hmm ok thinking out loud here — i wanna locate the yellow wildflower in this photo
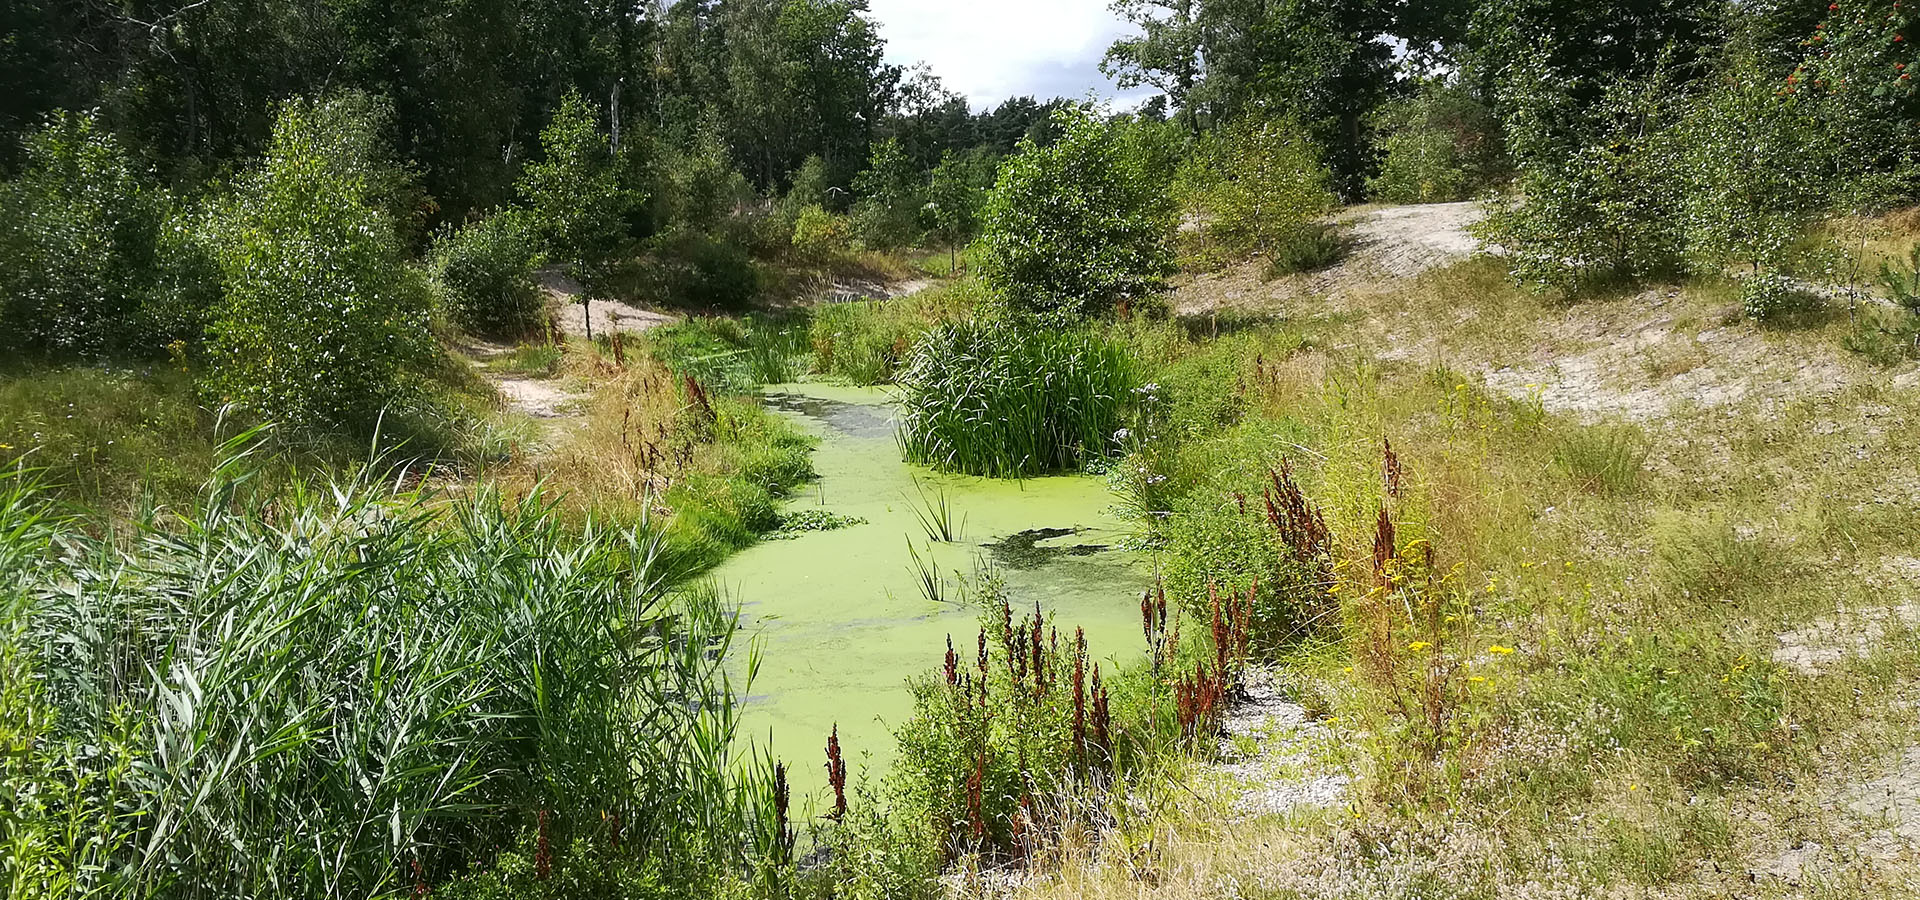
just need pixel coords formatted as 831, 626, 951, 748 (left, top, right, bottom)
1407, 641, 1433, 652
1487, 644, 1516, 655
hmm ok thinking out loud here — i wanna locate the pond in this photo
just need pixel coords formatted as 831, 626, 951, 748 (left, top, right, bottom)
708, 381, 1150, 808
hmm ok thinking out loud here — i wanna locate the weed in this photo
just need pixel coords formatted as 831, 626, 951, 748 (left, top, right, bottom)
1551, 423, 1650, 495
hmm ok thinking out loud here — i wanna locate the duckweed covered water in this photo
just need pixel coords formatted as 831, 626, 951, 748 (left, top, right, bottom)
710, 382, 1149, 806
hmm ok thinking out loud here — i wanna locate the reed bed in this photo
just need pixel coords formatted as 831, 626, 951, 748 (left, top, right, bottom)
0, 440, 781, 899
894, 321, 1136, 478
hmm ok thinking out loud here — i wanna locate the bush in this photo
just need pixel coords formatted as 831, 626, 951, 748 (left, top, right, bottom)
1178, 116, 1338, 274
1738, 268, 1812, 320
432, 209, 546, 337
790, 203, 853, 264
980, 106, 1176, 318
1670, 56, 1826, 278
0, 111, 168, 359
896, 319, 1136, 477
202, 94, 435, 436
1367, 82, 1508, 203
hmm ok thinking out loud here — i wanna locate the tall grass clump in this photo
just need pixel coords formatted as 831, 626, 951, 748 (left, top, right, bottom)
895, 320, 1136, 478
0, 445, 780, 898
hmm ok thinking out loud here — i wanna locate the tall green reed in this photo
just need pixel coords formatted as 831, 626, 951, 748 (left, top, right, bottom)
895, 320, 1137, 478
0, 436, 779, 899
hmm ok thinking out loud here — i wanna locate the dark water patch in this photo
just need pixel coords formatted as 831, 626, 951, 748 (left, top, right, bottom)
762, 390, 896, 439
983, 527, 1113, 570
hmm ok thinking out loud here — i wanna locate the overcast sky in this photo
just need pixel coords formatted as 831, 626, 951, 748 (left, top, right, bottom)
863, 0, 1152, 110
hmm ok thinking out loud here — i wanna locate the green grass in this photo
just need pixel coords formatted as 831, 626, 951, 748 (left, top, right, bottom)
645, 314, 810, 392
0, 363, 217, 509
895, 319, 1137, 478
0, 447, 784, 898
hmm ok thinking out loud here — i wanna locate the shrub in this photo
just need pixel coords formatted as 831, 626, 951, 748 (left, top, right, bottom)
1739, 268, 1812, 320
203, 95, 435, 437
432, 209, 546, 337
896, 319, 1136, 477
0, 111, 167, 359
790, 203, 852, 264
980, 106, 1176, 318
1882, 244, 1920, 311
1670, 56, 1825, 279
1367, 82, 1509, 203
1178, 116, 1338, 275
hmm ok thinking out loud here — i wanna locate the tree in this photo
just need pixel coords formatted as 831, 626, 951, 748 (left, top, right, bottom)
925, 149, 997, 269
203, 95, 432, 436
0, 111, 165, 360
979, 107, 1176, 318
1102, 0, 1204, 133
1179, 116, 1337, 271
851, 137, 923, 249
518, 91, 632, 340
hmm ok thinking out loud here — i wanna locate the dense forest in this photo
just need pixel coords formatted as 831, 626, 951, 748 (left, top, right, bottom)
5, 0, 1920, 898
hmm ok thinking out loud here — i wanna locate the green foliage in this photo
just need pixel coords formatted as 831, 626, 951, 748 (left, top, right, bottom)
0, 366, 214, 508
1670, 57, 1826, 278
0, 111, 169, 359
889, 580, 1115, 863
807, 280, 985, 385
202, 95, 435, 437
1789, 0, 1920, 208
852, 138, 925, 249
1367, 82, 1509, 203
1738, 268, 1812, 320
0, 453, 775, 898
1478, 73, 1687, 294
924, 148, 997, 259
896, 319, 1137, 477
980, 107, 1177, 318
790, 204, 854, 264
1179, 116, 1338, 274
431, 209, 546, 337
1551, 423, 1650, 496
1881, 244, 1920, 311
519, 91, 634, 322
644, 315, 810, 392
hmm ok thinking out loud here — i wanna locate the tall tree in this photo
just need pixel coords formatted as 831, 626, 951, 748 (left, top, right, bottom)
1102, 0, 1204, 133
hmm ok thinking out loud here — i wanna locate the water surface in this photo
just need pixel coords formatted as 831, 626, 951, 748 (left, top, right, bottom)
711, 382, 1148, 805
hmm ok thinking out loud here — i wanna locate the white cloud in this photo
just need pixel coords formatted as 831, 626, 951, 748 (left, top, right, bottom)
863, 0, 1147, 109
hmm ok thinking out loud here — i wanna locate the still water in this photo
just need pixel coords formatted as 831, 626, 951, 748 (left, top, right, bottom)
705, 382, 1149, 806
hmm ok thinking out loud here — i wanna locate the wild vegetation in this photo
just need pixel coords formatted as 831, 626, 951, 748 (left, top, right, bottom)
6, 0, 1920, 898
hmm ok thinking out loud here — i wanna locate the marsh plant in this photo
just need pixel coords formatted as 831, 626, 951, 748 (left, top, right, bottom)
895, 320, 1136, 478
0, 443, 784, 899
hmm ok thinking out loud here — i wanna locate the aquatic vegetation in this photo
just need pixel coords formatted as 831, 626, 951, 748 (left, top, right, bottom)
0, 448, 783, 898
907, 478, 965, 542
905, 537, 950, 606
895, 320, 1137, 478
768, 507, 867, 538
891, 581, 1117, 865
